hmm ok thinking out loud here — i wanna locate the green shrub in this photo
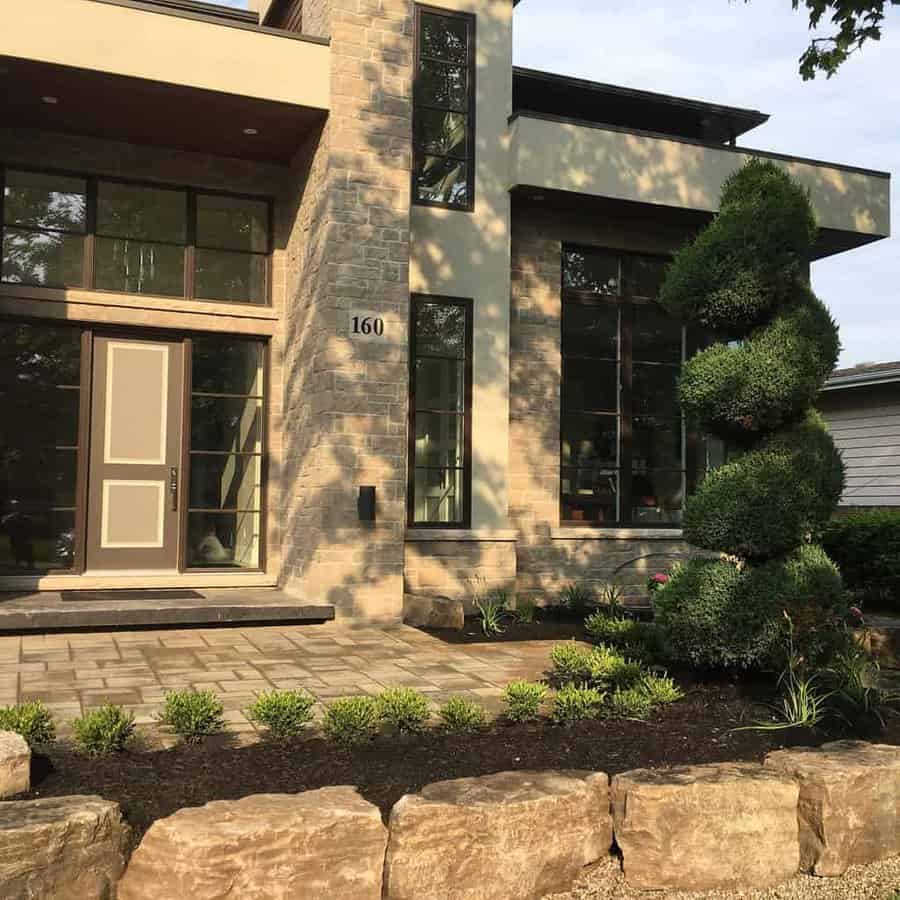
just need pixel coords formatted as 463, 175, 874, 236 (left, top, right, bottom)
584, 614, 666, 661
245, 689, 315, 740
157, 689, 225, 743
0, 700, 55, 747
683, 415, 845, 559
551, 685, 604, 726
438, 696, 487, 733
72, 705, 135, 756
502, 680, 547, 723
512, 597, 538, 624
636, 673, 684, 707
376, 687, 431, 734
608, 686, 655, 720
322, 696, 381, 744
821, 509, 900, 612
549, 642, 594, 684
679, 294, 839, 442
654, 546, 846, 671
560, 582, 595, 616
475, 590, 509, 637
660, 160, 816, 338
586, 645, 643, 687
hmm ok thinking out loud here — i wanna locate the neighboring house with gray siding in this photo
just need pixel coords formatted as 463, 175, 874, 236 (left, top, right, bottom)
820, 362, 900, 510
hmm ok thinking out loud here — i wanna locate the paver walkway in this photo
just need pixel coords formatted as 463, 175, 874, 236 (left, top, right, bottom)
0, 624, 568, 735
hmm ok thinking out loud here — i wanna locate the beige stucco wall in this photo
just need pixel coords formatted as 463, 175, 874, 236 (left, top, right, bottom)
3, 0, 331, 111
409, 0, 514, 537
510, 116, 891, 241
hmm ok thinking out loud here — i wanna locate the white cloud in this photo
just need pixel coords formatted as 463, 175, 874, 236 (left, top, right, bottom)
514, 0, 899, 366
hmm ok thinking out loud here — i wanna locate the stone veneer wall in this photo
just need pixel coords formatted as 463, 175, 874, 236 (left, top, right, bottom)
509, 198, 704, 604
281, 0, 414, 620
403, 537, 517, 608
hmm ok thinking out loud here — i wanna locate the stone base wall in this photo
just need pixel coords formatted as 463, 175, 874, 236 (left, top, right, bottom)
404, 536, 517, 610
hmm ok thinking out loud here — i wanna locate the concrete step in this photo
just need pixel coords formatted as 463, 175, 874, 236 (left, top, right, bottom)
0, 589, 334, 633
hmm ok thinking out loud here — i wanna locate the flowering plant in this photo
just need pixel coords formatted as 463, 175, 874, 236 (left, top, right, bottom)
647, 573, 669, 594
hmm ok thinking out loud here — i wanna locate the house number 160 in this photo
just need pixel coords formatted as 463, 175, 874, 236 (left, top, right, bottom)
351, 315, 384, 336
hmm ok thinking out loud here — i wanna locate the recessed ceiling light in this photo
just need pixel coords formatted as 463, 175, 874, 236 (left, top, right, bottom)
41, 95, 59, 105
243, 127, 258, 136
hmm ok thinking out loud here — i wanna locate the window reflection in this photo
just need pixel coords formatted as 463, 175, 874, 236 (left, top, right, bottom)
0, 322, 81, 572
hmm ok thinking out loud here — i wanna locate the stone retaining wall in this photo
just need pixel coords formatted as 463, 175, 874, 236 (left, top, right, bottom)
1, 739, 898, 898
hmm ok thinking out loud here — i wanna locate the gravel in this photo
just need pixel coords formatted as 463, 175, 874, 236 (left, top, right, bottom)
546, 855, 900, 900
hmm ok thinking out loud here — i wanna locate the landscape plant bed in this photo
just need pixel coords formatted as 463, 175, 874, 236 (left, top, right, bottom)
425, 611, 589, 644
23, 681, 900, 850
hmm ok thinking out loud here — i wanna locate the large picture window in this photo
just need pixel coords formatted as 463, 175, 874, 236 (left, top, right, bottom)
561, 246, 700, 527
413, 5, 475, 210
409, 296, 472, 526
1, 167, 272, 305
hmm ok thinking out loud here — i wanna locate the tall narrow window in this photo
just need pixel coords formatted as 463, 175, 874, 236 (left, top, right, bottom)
413, 6, 475, 210
561, 246, 694, 526
0, 322, 82, 572
187, 337, 265, 569
409, 296, 472, 526
2, 169, 87, 288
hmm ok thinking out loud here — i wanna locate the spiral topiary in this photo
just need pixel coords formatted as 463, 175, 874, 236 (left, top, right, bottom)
653, 159, 846, 669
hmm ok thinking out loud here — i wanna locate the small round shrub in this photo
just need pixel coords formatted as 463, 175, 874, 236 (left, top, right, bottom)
0, 700, 55, 747
245, 689, 315, 740
636, 673, 684, 707
438, 696, 487, 733
157, 689, 225, 743
683, 415, 845, 559
376, 687, 431, 734
585, 645, 643, 687
72, 705, 135, 756
549, 642, 594, 684
551, 685, 604, 726
501, 680, 547, 723
607, 686, 655, 720
322, 696, 381, 744
585, 614, 667, 662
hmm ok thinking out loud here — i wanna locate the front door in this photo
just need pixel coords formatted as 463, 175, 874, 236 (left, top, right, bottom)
86, 336, 184, 571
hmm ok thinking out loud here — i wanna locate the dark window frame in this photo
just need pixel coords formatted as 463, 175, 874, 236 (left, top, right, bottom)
408, 293, 473, 528
560, 244, 702, 529
1, 164, 274, 307
412, 4, 477, 213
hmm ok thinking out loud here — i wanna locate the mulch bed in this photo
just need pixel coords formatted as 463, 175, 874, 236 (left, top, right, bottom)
24, 678, 900, 850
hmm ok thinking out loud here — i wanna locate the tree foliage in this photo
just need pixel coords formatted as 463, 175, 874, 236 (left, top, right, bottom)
752, 1, 897, 79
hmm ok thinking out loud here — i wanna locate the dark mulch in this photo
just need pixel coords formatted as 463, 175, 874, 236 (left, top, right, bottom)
24, 680, 900, 850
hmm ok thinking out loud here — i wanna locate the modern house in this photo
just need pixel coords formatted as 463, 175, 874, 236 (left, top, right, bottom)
821, 362, 900, 511
0, 0, 891, 621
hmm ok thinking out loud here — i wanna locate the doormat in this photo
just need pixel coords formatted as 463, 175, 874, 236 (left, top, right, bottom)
60, 590, 205, 602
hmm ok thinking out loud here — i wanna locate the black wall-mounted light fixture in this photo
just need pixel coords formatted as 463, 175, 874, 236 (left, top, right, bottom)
358, 486, 376, 522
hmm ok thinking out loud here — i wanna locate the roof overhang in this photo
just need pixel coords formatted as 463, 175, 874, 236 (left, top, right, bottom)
509, 113, 891, 259
0, 0, 330, 164
823, 368, 900, 391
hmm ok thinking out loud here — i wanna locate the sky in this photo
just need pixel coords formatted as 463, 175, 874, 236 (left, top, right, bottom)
223, 0, 897, 367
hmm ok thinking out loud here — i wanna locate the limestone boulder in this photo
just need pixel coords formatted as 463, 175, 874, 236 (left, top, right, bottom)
383, 769, 612, 900
612, 762, 800, 891
117, 788, 387, 900
0, 795, 129, 900
403, 592, 464, 630
765, 740, 900, 876
0, 731, 29, 798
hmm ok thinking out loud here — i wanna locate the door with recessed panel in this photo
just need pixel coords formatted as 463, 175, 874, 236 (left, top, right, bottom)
86, 336, 183, 570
